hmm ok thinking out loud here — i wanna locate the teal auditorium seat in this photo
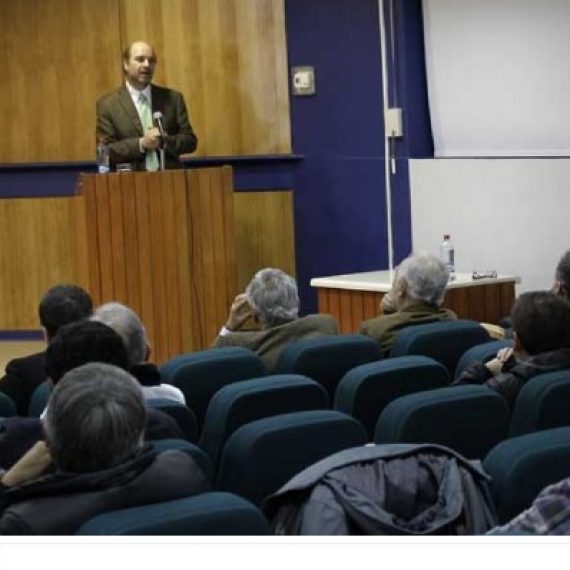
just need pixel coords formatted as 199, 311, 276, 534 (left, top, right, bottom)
216, 410, 367, 505
375, 385, 510, 459
160, 347, 266, 429
454, 339, 513, 379
28, 380, 51, 417
146, 398, 199, 442
76, 492, 271, 535
0, 393, 16, 418
509, 371, 570, 437
199, 374, 329, 470
483, 427, 570, 523
275, 334, 381, 396
334, 356, 449, 439
389, 320, 490, 376
151, 439, 214, 484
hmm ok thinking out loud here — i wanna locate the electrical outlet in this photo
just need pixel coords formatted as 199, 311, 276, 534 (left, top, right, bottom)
291, 66, 316, 96
385, 107, 403, 137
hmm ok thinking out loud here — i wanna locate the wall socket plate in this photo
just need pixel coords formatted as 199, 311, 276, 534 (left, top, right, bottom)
291, 66, 316, 96
385, 107, 403, 137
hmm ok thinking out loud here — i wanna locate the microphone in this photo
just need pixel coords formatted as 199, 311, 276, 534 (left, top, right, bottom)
153, 111, 166, 148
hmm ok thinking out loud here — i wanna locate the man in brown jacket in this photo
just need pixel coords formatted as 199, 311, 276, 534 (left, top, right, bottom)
360, 254, 456, 356
96, 41, 197, 170
212, 268, 338, 371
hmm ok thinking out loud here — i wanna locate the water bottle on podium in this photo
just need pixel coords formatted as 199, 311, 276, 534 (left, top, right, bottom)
96, 138, 110, 174
440, 234, 455, 280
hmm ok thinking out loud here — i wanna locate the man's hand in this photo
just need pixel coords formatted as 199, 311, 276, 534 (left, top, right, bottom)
1, 441, 52, 488
140, 127, 161, 150
496, 347, 514, 363
485, 347, 514, 376
225, 294, 253, 331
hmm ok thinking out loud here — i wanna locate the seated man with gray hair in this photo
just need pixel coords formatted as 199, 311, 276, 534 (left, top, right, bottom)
92, 302, 185, 404
360, 253, 456, 356
0, 363, 208, 535
213, 268, 338, 371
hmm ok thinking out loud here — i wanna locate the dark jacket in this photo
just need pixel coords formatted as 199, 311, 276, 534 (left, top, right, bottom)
264, 444, 497, 535
0, 409, 183, 470
0, 448, 209, 535
0, 351, 46, 416
453, 348, 570, 410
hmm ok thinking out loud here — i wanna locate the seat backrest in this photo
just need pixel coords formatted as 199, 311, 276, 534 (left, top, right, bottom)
160, 347, 266, 429
389, 320, 490, 376
375, 385, 510, 459
216, 410, 367, 505
334, 356, 449, 439
146, 399, 199, 442
275, 334, 381, 396
510, 371, 570, 437
199, 374, 329, 470
455, 339, 513, 380
27, 380, 51, 418
76, 492, 270, 535
150, 439, 213, 484
0, 392, 16, 418
483, 427, 570, 523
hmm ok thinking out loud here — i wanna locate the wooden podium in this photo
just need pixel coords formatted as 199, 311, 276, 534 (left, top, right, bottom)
76, 167, 237, 364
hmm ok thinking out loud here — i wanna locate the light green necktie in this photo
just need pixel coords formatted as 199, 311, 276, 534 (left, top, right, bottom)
138, 92, 159, 171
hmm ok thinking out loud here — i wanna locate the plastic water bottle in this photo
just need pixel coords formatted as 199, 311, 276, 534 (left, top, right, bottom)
440, 234, 455, 278
96, 139, 110, 174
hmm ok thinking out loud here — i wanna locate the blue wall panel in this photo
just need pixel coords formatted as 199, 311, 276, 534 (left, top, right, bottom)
286, 0, 389, 312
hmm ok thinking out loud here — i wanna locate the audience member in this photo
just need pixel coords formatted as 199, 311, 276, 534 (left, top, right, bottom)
212, 268, 338, 371
0, 321, 182, 469
489, 476, 570, 535
359, 254, 456, 355
552, 249, 570, 301
454, 291, 570, 409
0, 363, 208, 534
92, 302, 185, 404
0, 284, 92, 415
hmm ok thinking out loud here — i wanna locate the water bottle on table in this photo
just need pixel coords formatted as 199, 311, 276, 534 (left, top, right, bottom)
96, 138, 110, 174
440, 234, 455, 279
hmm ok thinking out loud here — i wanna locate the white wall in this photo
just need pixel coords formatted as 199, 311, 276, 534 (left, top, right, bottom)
409, 158, 570, 292
423, 0, 570, 157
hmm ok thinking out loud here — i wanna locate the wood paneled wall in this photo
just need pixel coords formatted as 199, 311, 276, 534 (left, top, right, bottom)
0, 197, 89, 328
0, 0, 122, 162
233, 190, 296, 291
0, 0, 290, 163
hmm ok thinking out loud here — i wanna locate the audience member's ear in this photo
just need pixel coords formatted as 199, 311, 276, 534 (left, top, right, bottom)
551, 280, 567, 298
394, 278, 408, 307
513, 332, 527, 358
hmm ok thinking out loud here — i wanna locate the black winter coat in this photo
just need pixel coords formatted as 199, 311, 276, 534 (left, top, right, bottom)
264, 443, 497, 535
0, 448, 209, 535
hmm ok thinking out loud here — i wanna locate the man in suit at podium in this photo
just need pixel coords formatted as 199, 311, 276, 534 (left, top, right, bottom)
96, 41, 198, 171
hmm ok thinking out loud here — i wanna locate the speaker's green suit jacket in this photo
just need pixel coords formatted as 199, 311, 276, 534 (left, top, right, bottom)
96, 84, 198, 170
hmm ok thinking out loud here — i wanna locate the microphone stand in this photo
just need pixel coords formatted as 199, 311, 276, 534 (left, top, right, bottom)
159, 145, 165, 171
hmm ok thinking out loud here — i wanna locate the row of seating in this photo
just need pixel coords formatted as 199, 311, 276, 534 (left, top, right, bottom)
3, 319, 495, 425
74, 422, 570, 534
16, 340, 570, 467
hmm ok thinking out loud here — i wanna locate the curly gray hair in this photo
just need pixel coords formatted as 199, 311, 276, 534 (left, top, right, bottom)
245, 268, 299, 327
398, 253, 450, 306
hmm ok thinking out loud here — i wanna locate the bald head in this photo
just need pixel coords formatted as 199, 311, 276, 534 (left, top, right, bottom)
122, 41, 157, 90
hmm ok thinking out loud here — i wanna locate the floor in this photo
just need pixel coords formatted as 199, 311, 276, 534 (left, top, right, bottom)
0, 341, 46, 374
